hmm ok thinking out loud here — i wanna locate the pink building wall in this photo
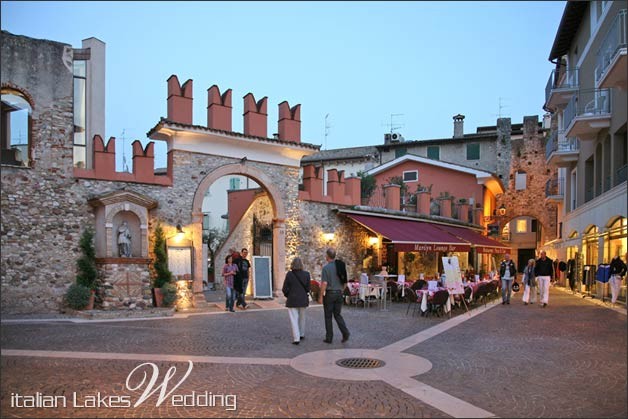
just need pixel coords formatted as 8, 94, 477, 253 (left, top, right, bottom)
373, 160, 484, 203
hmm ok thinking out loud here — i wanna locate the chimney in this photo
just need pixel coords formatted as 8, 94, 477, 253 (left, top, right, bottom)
207, 85, 232, 131
453, 114, 465, 138
167, 75, 193, 125
243, 93, 268, 138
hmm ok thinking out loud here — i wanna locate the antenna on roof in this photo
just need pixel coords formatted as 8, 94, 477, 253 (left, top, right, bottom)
121, 129, 130, 173
492, 97, 510, 119
382, 113, 404, 133
324, 114, 331, 150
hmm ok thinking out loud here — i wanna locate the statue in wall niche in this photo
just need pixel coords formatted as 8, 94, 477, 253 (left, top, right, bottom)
117, 221, 132, 257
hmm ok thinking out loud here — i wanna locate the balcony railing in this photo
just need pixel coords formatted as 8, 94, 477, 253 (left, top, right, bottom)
545, 67, 579, 108
563, 88, 611, 133
545, 130, 580, 160
616, 164, 628, 186
595, 9, 627, 83
545, 177, 565, 198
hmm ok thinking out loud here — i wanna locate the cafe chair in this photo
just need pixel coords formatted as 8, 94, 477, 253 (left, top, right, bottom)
412, 279, 426, 291
427, 290, 450, 318
405, 289, 420, 316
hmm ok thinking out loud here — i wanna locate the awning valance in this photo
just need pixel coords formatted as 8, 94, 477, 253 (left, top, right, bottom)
433, 224, 510, 254
344, 213, 471, 252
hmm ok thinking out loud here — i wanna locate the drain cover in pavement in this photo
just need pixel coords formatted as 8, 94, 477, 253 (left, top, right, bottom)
335, 357, 385, 369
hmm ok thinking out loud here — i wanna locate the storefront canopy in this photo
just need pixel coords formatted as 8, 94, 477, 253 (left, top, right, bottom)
343, 213, 471, 252
433, 224, 510, 254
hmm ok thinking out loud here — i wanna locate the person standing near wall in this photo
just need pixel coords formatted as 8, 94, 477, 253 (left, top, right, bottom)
222, 255, 238, 313
609, 252, 627, 306
318, 248, 350, 344
499, 253, 517, 305
235, 248, 251, 310
535, 250, 554, 308
282, 257, 311, 345
567, 257, 577, 294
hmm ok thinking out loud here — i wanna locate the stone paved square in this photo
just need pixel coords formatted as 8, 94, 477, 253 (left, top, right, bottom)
1, 289, 626, 418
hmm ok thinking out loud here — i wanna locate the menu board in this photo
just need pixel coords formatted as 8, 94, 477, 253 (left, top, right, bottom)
168, 247, 192, 277
441, 256, 464, 295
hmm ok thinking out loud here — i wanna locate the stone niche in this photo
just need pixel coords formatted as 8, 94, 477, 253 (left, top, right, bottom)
88, 190, 158, 310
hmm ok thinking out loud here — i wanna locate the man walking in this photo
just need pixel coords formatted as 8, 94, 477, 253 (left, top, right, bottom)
318, 248, 350, 344
499, 253, 517, 305
235, 248, 251, 309
535, 250, 554, 307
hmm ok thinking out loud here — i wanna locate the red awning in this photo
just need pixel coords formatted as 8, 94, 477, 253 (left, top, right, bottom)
433, 224, 510, 254
344, 213, 471, 252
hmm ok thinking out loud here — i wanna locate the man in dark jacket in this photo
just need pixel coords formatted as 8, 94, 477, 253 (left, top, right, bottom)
534, 251, 554, 307
499, 253, 517, 305
234, 248, 251, 309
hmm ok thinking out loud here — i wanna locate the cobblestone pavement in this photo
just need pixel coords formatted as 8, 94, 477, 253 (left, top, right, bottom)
1, 288, 626, 418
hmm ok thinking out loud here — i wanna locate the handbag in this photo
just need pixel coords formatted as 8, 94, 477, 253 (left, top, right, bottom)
512, 281, 520, 292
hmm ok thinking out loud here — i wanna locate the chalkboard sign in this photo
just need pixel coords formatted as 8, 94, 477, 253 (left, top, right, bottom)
253, 256, 272, 298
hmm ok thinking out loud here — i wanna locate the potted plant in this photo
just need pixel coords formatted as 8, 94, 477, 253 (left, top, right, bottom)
74, 227, 98, 309
152, 222, 175, 307
65, 283, 92, 310
358, 170, 376, 205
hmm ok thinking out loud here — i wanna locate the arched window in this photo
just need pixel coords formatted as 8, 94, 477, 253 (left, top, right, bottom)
1, 89, 32, 167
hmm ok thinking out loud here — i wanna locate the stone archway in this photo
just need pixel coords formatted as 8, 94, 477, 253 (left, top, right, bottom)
190, 163, 287, 295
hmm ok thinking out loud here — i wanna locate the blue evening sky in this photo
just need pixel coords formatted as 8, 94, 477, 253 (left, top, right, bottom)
2, 1, 566, 169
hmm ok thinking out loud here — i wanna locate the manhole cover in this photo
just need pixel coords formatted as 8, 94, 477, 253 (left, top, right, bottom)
336, 357, 385, 369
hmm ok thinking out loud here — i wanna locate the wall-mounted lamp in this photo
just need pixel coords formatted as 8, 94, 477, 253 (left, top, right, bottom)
176, 223, 185, 237
323, 232, 335, 243
498, 204, 506, 217
368, 236, 379, 247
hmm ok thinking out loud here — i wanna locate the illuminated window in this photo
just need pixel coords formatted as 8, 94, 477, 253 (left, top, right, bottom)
1, 89, 32, 167
516, 219, 527, 233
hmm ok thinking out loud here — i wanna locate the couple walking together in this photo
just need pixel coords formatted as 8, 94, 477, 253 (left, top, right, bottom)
282, 248, 350, 345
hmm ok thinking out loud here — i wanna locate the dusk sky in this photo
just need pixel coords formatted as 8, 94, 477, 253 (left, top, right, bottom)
2, 1, 566, 169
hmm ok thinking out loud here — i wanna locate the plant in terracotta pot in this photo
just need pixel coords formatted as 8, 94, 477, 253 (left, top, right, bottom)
67, 227, 98, 310
152, 222, 176, 307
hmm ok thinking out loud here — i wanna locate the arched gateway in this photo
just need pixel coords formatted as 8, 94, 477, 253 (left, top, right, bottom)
148, 77, 319, 301
190, 163, 288, 294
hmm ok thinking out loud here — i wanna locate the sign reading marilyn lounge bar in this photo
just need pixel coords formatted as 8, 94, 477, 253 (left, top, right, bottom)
393, 243, 470, 252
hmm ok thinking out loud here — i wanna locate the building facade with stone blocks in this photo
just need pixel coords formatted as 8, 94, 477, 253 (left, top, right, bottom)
542, 1, 627, 300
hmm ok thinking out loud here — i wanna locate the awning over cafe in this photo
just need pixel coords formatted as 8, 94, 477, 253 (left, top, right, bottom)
433, 224, 510, 254
343, 213, 471, 252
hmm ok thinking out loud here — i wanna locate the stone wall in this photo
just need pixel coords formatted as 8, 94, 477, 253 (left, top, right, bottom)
498, 116, 556, 242
97, 260, 153, 310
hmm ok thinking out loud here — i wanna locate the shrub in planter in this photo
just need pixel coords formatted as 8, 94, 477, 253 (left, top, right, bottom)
161, 282, 178, 307
65, 283, 92, 310
76, 228, 98, 291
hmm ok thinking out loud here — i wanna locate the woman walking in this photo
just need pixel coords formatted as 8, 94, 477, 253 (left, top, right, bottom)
522, 258, 537, 305
282, 257, 311, 345
222, 255, 238, 312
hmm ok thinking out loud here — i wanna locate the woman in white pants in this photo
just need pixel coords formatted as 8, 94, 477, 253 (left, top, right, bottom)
282, 257, 311, 345
609, 253, 627, 305
522, 259, 537, 305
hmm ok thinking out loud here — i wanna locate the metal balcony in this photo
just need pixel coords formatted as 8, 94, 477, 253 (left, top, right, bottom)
563, 88, 612, 140
545, 177, 565, 203
545, 130, 580, 167
596, 9, 627, 90
544, 67, 579, 111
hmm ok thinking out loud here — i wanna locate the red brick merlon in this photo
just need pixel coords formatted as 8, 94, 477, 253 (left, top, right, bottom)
298, 164, 361, 206
73, 135, 173, 186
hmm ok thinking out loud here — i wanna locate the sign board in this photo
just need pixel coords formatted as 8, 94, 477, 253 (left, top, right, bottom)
167, 247, 192, 277
394, 243, 470, 252
253, 256, 272, 298
441, 256, 464, 295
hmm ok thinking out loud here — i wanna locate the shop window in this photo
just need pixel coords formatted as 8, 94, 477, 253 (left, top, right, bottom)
1, 89, 32, 167
466, 143, 480, 160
